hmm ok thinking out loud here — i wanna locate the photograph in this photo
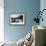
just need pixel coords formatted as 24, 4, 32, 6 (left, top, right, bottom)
10, 13, 25, 25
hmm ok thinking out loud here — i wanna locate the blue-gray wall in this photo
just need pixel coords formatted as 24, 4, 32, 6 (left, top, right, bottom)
40, 0, 46, 27
4, 0, 40, 42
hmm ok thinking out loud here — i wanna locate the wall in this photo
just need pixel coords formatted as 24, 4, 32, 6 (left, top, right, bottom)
40, 0, 46, 27
0, 0, 4, 42
4, 0, 40, 42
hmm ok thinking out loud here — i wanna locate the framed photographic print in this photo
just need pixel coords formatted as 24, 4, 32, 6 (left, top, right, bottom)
9, 13, 25, 25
